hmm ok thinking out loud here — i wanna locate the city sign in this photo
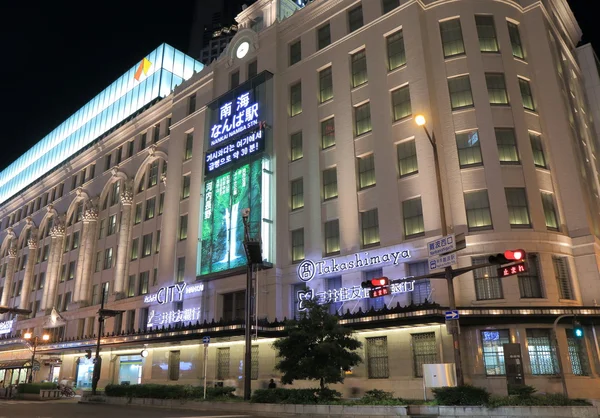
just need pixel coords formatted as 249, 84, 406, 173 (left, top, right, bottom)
428, 234, 456, 257
0, 320, 14, 335
143, 282, 204, 304
210, 92, 259, 147
205, 128, 265, 174
498, 262, 527, 278
297, 280, 415, 311
428, 253, 457, 272
147, 306, 202, 328
297, 249, 411, 282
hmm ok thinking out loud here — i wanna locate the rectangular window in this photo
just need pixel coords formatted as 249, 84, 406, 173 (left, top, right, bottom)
351, 50, 368, 88
361, 209, 380, 248
134, 203, 142, 224
508, 21, 525, 60
289, 40, 301, 66
126, 310, 136, 332
98, 219, 106, 239
322, 167, 338, 200
486, 73, 509, 105
408, 261, 431, 305
38, 272, 45, 290
145, 197, 156, 220
355, 103, 372, 137
386, 30, 406, 71
464, 190, 493, 230
153, 268, 158, 286
128, 140, 135, 158
541, 192, 559, 230
505, 188, 531, 227
104, 154, 112, 172
140, 133, 147, 151
223, 291, 245, 322
148, 161, 159, 187
321, 118, 335, 149
179, 215, 188, 241
382, 0, 400, 14
95, 251, 102, 273
440, 18, 465, 58
290, 178, 304, 211
181, 175, 191, 199
495, 128, 519, 164
107, 214, 117, 235
519, 78, 535, 111
456, 130, 482, 167
290, 82, 302, 116
110, 181, 121, 206
481, 329, 510, 375
188, 94, 196, 114
391, 85, 412, 121
184, 133, 193, 160
168, 351, 180, 381
366, 336, 389, 379
527, 329, 558, 375
127, 275, 136, 298
530, 133, 547, 168
248, 60, 258, 78
291, 229, 304, 263
566, 329, 590, 376
142, 233, 153, 257
155, 230, 161, 253
403, 197, 425, 238
153, 124, 160, 143
348, 5, 363, 32
553, 256, 574, 300
68, 261, 75, 281
317, 24, 331, 50
473, 256, 503, 300
71, 230, 80, 250
476, 15, 499, 52
397, 140, 418, 177
216, 347, 230, 380
319, 67, 333, 103
412, 332, 437, 377
176, 257, 185, 283
290, 131, 303, 161
131, 238, 139, 260
139, 271, 149, 295
43, 244, 49, 261
230, 71, 239, 89
448, 75, 474, 110
358, 154, 376, 189
519, 253, 543, 298
324, 219, 340, 256
103, 248, 113, 270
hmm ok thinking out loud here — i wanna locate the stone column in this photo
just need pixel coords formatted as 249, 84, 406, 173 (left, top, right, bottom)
19, 238, 38, 309
113, 189, 133, 296
76, 206, 98, 304
41, 223, 65, 312
0, 246, 17, 307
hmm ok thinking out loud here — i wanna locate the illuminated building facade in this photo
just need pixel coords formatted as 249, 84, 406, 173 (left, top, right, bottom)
2, 0, 600, 400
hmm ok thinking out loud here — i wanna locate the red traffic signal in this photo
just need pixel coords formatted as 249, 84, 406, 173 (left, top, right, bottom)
361, 277, 390, 289
504, 249, 525, 261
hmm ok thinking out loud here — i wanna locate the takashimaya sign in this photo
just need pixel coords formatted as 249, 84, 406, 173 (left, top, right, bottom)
297, 249, 412, 282
143, 282, 204, 304
0, 320, 14, 335
210, 92, 259, 147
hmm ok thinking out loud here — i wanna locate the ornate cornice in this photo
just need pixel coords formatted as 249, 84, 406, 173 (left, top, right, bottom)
50, 224, 66, 238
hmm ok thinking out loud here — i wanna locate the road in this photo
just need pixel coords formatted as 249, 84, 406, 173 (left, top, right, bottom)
0, 400, 262, 418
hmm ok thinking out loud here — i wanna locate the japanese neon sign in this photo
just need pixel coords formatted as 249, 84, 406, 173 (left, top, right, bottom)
498, 262, 527, 278
210, 92, 259, 147
0, 320, 14, 335
205, 129, 265, 174
147, 307, 202, 328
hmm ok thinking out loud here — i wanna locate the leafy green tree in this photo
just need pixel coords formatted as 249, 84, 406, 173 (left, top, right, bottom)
273, 300, 362, 390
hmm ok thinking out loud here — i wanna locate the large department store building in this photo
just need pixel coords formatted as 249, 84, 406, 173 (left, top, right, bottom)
2, 0, 600, 399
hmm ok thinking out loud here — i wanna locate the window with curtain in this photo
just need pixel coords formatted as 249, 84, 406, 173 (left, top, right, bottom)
142, 233, 152, 257
358, 154, 375, 189
518, 253, 543, 298
348, 5, 363, 32
448, 75, 474, 110
476, 15, 499, 52
324, 219, 340, 256
289, 40, 301, 66
181, 175, 191, 200
321, 118, 335, 149
495, 128, 519, 164
178, 215, 188, 240
319, 67, 333, 103
553, 257, 574, 300
103, 248, 113, 270
456, 130, 482, 167
361, 209, 380, 248
481, 330, 510, 375
541, 192, 559, 230
440, 18, 465, 58
397, 140, 418, 177
139, 271, 149, 295
145, 197, 156, 220
505, 188, 531, 227
291, 229, 304, 263
290, 131, 303, 161
148, 161, 159, 188
508, 21, 525, 60
290, 82, 302, 116
464, 190, 493, 230
526, 329, 558, 375
472, 256, 503, 300
403, 198, 424, 238
127, 275, 136, 298
134, 203, 142, 224
184, 133, 193, 160
351, 50, 368, 88
386, 30, 406, 71
176, 257, 185, 283
291, 178, 304, 210
486, 73, 509, 105
354, 102, 372, 136
322, 167, 338, 200
530, 133, 547, 168
519, 78, 535, 111
391, 85, 412, 121
317, 24, 331, 50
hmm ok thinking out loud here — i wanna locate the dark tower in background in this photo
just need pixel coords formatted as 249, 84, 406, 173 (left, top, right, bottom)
189, 0, 257, 64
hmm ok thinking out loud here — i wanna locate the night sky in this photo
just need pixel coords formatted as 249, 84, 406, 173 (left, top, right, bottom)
0, 0, 595, 172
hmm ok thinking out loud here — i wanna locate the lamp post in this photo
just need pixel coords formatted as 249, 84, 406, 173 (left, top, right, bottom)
23, 332, 50, 383
415, 114, 464, 386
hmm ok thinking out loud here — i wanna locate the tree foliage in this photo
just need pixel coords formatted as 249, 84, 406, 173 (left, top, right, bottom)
272, 300, 362, 390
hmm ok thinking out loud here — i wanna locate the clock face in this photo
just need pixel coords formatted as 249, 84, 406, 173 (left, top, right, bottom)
236, 41, 250, 59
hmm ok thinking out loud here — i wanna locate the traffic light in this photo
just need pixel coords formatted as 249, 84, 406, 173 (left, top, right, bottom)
85, 349, 92, 360
369, 287, 390, 298
573, 321, 584, 339
489, 249, 526, 265
361, 277, 390, 289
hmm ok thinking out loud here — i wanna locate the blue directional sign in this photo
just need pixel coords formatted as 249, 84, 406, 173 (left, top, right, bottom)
445, 310, 459, 320
202, 336, 210, 344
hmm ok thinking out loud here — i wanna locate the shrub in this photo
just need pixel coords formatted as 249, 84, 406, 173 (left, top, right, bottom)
487, 393, 591, 407
206, 386, 236, 399
17, 383, 58, 394
507, 384, 537, 398
362, 389, 394, 401
250, 388, 341, 404
432, 385, 490, 406
104, 384, 236, 400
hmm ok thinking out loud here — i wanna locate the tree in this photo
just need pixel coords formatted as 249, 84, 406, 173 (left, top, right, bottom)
272, 300, 362, 390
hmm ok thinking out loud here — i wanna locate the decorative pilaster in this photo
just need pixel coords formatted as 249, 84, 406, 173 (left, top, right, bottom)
75, 205, 99, 304
41, 223, 65, 312
113, 189, 133, 295
0, 246, 17, 308
19, 238, 38, 309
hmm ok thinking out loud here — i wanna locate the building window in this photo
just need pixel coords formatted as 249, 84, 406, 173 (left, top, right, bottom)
184, 133, 193, 160
230, 71, 240, 89
361, 209, 380, 248
541, 192, 559, 231
290, 132, 303, 161
386, 30, 406, 71
158, 193, 165, 215
188, 94, 196, 115
495, 128, 519, 164
322, 167, 338, 200
391, 85, 412, 121
216, 347, 230, 380
139, 271, 149, 295
289, 40, 301, 66
140, 133, 147, 151
527, 329, 558, 375
382, 0, 400, 14
291, 229, 304, 263
127, 275, 136, 298
131, 238, 139, 260
412, 332, 437, 377
481, 330, 510, 375
403, 197, 424, 238
95, 251, 102, 273
505, 188, 531, 227
223, 291, 245, 321
519, 78, 535, 111
68, 261, 75, 281
176, 256, 185, 283
142, 233, 152, 257
251, 345, 259, 380
168, 351, 180, 381
508, 21, 525, 60
518, 253, 543, 298
290, 178, 304, 211
553, 257, 574, 300
317, 24, 331, 50
319, 67, 333, 103
348, 5, 363, 33
408, 261, 431, 305
476, 15, 499, 52
181, 175, 191, 200
351, 50, 368, 88
440, 18, 465, 58
456, 130, 482, 168
366, 336, 389, 379
179, 215, 188, 240
290, 82, 302, 116
104, 154, 112, 172
103, 248, 113, 270
530, 133, 547, 168
321, 118, 335, 149
566, 329, 590, 376
145, 197, 156, 220
324, 219, 340, 256
148, 161, 159, 188
448, 75, 474, 110
248, 60, 258, 78
397, 140, 418, 177
71, 230, 80, 250
358, 154, 375, 189
486, 73, 509, 105
464, 190, 493, 231
107, 214, 117, 235
473, 256, 503, 300
354, 102, 372, 136
134, 203, 142, 224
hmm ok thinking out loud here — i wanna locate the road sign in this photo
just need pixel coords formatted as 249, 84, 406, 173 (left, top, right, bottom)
428, 252, 457, 271
428, 234, 456, 257
202, 336, 210, 344
445, 310, 459, 320
497, 262, 527, 278
32, 364, 40, 372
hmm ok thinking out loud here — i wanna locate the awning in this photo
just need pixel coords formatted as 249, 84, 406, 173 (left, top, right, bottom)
0, 359, 40, 369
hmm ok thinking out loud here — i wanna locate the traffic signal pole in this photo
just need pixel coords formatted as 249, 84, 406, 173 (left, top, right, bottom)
553, 314, 573, 398
91, 290, 105, 395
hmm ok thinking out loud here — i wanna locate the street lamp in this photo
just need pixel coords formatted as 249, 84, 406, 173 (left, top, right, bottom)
23, 332, 50, 383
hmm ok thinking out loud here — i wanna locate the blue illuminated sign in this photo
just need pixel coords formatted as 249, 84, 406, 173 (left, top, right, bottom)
205, 129, 265, 174
482, 331, 500, 342
209, 92, 259, 147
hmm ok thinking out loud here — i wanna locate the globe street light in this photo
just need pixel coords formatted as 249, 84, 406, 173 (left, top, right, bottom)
24, 332, 50, 383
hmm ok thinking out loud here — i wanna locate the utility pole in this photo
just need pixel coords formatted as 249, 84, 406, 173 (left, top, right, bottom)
553, 314, 573, 398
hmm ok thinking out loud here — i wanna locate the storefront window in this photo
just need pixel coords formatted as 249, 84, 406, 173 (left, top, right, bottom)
76, 357, 94, 388
119, 355, 143, 385
481, 329, 510, 375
